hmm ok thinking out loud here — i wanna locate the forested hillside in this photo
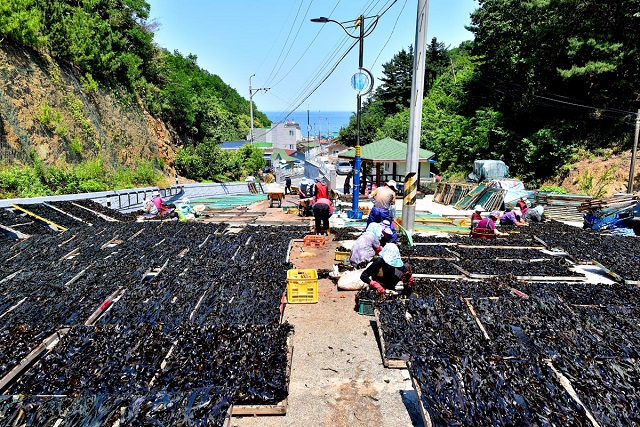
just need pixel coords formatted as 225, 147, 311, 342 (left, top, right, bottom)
340, 1, 640, 190
0, 0, 268, 197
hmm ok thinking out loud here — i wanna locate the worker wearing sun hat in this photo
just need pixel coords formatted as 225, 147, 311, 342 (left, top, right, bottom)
350, 222, 384, 268
360, 243, 413, 295
380, 219, 399, 243
471, 204, 484, 228
476, 210, 507, 236
367, 180, 397, 227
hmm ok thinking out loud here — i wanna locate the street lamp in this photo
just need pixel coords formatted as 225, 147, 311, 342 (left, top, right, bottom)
311, 14, 376, 218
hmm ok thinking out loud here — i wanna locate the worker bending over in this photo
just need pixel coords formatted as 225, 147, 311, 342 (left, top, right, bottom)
312, 197, 333, 235
350, 223, 384, 268
313, 177, 328, 202
360, 243, 413, 296
523, 205, 545, 222
516, 196, 529, 213
475, 211, 508, 236
500, 207, 526, 226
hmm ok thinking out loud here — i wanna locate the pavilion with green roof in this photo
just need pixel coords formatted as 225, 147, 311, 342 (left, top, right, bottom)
339, 137, 435, 189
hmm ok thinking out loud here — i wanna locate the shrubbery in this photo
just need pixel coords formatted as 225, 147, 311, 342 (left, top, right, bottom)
0, 157, 163, 199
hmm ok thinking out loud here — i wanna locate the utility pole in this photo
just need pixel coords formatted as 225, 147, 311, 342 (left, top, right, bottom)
402, 0, 430, 234
249, 74, 269, 144
628, 109, 640, 194
307, 107, 311, 155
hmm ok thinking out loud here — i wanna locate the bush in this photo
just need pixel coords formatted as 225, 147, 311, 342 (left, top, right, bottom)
537, 185, 568, 194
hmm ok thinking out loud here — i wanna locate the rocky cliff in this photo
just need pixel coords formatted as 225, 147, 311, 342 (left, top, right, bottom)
0, 41, 178, 176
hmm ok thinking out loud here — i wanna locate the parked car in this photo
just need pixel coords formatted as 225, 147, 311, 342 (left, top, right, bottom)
335, 160, 353, 175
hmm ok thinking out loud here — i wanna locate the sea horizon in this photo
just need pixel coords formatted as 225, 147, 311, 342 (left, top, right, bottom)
265, 111, 354, 137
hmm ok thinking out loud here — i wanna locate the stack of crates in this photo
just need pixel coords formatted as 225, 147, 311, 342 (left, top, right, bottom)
303, 235, 326, 246
287, 269, 318, 303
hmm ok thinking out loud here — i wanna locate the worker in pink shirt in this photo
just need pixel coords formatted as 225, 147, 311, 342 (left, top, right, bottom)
312, 197, 333, 235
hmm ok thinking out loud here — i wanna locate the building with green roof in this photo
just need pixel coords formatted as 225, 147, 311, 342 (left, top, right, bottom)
339, 137, 435, 188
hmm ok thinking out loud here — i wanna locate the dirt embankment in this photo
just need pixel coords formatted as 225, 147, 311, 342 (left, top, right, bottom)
544, 150, 639, 196
0, 41, 179, 175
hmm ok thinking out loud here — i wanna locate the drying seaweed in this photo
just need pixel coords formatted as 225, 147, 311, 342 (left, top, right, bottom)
410, 355, 590, 426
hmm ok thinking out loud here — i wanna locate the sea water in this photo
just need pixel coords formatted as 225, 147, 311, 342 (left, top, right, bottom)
265, 111, 353, 139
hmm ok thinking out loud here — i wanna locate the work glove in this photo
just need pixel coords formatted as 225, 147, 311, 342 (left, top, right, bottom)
375, 246, 382, 254
369, 280, 385, 293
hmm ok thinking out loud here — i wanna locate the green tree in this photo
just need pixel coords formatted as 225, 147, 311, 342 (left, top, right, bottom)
0, 0, 44, 45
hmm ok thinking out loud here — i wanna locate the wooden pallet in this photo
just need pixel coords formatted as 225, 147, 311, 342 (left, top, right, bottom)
375, 310, 408, 369
231, 334, 294, 416
408, 361, 434, 427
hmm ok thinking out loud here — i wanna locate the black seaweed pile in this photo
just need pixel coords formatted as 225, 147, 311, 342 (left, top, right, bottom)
452, 247, 548, 260
455, 258, 583, 277
400, 244, 454, 258
330, 226, 361, 241
552, 357, 640, 425
0, 207, 58, 235
472, 297, 640, 359
451, 234, 540, 247
158, 322, 294, 405
514, 281, 640, 306
0, 222, 302, 424
73, 198, 140, 222
16, 203, 85, 230
412, 278, 514, 299
410, 259, 461, 275
49, 201, 109, 224
11, 325, 173, 396
411, 355, 589, 426
411, 234, 452, 243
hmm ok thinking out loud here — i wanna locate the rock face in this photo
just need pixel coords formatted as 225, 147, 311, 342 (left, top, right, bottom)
0, 41, 179, 175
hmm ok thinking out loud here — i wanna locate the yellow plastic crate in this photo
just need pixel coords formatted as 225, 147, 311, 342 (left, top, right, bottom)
335, 250, 350, 261
287, 269, 318, 303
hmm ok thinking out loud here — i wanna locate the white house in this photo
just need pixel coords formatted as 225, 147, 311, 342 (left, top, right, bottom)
250, 121, 302, 151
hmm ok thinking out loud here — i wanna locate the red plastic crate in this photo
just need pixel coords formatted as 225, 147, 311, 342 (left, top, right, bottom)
303, 235, 326, 247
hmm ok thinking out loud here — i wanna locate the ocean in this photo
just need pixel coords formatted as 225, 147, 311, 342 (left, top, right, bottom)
265, 111, 354, 139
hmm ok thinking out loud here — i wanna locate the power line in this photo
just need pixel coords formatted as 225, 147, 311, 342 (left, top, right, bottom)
262, 0, 306, 87
269, 1, 343, 89
370, 0, 407, 70
256, 39, 360, 139
264, 0, 315, 88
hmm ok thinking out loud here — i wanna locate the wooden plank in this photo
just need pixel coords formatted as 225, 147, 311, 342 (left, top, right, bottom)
70, 202, 119, 222
545, 360, 601, 427
413, 273, 465, 280
463, 298, 491, 341
0, 328, 70, 393
591, 261, 623, 283
408, 361, 433, 427
84, 288, 124, 326
231, 333, 294, 416
0, 223, 30, 239
10, 204, 68, 231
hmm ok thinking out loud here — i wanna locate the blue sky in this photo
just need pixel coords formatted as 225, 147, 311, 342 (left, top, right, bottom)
147, 1, 478, 118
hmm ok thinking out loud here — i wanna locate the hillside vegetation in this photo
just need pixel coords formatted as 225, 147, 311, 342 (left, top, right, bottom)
0, 0, 268, 197
340, 1, 640, 192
